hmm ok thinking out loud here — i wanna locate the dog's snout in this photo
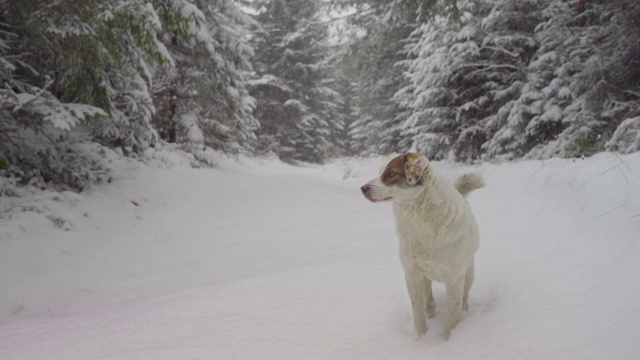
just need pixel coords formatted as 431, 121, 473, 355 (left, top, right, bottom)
361, 184, 371, 195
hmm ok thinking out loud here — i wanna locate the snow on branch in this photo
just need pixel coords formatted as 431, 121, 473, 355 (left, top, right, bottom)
1, 75, 107, 131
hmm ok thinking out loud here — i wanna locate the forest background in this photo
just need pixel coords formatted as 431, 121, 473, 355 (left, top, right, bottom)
1, 0, 639, 191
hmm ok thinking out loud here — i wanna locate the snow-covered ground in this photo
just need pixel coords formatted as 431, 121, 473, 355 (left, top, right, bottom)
1, 150, 639, 359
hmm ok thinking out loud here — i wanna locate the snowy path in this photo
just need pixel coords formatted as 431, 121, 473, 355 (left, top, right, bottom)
1, 153, 639, 359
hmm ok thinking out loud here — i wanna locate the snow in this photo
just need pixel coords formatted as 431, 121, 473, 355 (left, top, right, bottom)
607, 117, 640, 154
1, 152, 640, 359
558, 86, 572, 99
3, 89, 107, 131
454, 24, 477, 41
179, 113, 205, 144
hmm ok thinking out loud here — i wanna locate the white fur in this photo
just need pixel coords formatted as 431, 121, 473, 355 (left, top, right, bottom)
362, 155, 483, 339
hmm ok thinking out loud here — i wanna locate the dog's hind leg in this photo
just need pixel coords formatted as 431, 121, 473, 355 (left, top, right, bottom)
423, 278, 435, 318
405, 273, 427, 336
463, 261, 475, 311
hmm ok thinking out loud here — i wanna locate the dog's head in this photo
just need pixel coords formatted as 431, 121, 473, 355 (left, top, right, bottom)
360, 153, 430, 203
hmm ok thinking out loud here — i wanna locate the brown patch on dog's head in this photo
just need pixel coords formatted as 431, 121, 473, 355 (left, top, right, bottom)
380, 155, 406, 186
404, 153, 429, 186
380, 153, 429, 187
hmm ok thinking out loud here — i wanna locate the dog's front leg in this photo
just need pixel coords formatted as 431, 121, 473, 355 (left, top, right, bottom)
405, 273, 427, 337
443, 278, 465, 340
424, 278, 436, 318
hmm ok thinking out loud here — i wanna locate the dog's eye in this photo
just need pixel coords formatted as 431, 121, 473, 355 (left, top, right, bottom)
388, 171, 396, 177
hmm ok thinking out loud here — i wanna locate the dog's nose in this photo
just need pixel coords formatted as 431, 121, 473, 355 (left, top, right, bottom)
360, 184, 370, 195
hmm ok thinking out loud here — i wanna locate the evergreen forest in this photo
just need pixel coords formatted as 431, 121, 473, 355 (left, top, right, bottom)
1, 0, 639, 190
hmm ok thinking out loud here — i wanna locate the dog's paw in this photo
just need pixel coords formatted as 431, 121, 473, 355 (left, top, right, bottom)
414, 327, 427, 339
413, 321, 428, 338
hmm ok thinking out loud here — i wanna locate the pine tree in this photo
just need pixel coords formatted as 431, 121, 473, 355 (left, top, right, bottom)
152, 0, 258, 156
335, 0, 418, 155
344, 20, 412, 155
343, 0, 640, 160
396, 0, 541, 161
485, 0, 640, 159
250, 0, 344, 163
0, 0, 183, 190
5, 0, 183, 153
554, 0, 640, 157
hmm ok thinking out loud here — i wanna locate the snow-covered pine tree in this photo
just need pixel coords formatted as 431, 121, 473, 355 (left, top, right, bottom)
152, 0, 258, 156
393, 14, 461, 159
335, 0, 420, 155
343, 20, 412, 156
554, 0, 640, 157
396, 0, 542, 161
0, 0, 200, 190
250, 0, 344, 163
485, 0, 640, 159
0, 1, 121, 190
16, 0, 177, 153
326, 45, 356, 157
344, 0, 640, 160
483, 0, 574, 159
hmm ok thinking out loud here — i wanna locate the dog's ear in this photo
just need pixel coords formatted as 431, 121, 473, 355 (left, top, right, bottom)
404, 153, 429, 186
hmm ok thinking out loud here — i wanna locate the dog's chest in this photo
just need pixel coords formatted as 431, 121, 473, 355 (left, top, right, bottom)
398, 235, 452, 281
393, 204, 446, 245
393, 205, 459, 281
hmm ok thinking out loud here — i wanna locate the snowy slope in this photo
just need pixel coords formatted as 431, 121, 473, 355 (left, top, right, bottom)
1, 151, 639, 359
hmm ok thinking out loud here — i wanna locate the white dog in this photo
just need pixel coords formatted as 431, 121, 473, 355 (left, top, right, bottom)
360, 153, 484, 339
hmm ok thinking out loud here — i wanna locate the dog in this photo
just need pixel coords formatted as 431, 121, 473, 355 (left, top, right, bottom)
360, 153, 484, 339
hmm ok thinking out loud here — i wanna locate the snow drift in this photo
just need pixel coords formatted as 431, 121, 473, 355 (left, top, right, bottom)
1, 151, 639, 359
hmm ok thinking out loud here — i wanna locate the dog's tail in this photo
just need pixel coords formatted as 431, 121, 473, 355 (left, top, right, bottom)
453, 173, 485, 198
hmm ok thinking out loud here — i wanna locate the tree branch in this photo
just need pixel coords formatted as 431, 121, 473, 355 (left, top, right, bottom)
455, 63, 525, 76
11, 75, 53, 113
